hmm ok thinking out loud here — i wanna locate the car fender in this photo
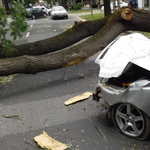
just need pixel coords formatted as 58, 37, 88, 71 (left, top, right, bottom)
101, 79, 150, 118
121, 80, 150, 118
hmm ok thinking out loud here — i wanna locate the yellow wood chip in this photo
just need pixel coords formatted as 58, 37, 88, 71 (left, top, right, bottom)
34, 131, 68, 150
64, 92, 92, 105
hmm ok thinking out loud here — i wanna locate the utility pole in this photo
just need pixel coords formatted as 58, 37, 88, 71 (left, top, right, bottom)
90, 0, 93, 16
81, 0, 83, 7
138, 0, 144, 9
73, 0, 76, 8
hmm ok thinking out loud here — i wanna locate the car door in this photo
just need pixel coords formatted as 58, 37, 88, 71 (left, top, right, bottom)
36, 8, 43, 17
35, 8, 43, 17
32, 8, 39, 17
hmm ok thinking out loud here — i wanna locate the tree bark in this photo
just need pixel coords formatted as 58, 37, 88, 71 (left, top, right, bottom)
0, 18, 109, 58
104, 0, 111, 16
1, 8, 150, 59
0, 8, 150, 76
3, 0, 10, 14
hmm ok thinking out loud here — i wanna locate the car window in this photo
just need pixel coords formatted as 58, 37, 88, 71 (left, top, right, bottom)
45, 6, 50, 9
33, 6, 38, 9
111, 2, 116, 6
26, 8, 32, 12
33, 8, 41, 12
112, 2, 121, 4
52, 7, 65, 11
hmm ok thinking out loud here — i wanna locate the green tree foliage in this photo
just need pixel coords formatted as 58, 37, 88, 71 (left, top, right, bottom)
24, 0, 38, 5
74, 3, 82, 10
0, 0, 29, 57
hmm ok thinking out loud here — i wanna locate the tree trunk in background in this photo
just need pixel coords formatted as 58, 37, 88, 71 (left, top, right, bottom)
117, 0, 120, 9
104, 0, 111, 16
146, 0, 149, 6
3, 0, 10, 14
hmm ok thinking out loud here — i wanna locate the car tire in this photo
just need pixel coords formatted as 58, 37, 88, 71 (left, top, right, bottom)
65, 15, 68, 19
51, 16, 55, 20
43, 13, 47, 18
112, 103, 150, 140
32, 14, 35, 19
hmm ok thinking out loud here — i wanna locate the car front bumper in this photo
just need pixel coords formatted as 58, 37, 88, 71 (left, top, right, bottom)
93, 79, 150, 118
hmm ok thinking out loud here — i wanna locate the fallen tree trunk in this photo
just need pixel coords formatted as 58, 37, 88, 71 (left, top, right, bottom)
0, 17, 109, 58
0, 7, 150, 76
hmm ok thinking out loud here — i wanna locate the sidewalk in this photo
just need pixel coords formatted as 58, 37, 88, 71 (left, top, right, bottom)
7, 17, 12, 24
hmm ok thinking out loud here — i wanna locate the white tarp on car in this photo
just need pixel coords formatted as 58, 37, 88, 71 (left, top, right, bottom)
95, 33, 150, 78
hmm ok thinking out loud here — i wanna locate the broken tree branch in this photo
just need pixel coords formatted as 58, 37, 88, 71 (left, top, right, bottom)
0, 8, 150, 76
3, 115, 19, 119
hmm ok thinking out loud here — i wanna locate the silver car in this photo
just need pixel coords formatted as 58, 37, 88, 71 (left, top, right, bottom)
51, 6, 68, 20
93, 33, 150, 140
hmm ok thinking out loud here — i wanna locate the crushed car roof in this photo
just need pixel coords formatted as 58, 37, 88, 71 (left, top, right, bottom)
95, 33, 150, 78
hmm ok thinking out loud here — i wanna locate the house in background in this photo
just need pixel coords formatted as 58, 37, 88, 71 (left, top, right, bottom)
0, 0, 5, 7
83, 0, 148, 8
0, 0, 3, 7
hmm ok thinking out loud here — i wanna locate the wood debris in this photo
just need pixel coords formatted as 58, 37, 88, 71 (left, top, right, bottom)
64, 92, 92, 105
34, 131, 68, 150
3, 115, 19, 119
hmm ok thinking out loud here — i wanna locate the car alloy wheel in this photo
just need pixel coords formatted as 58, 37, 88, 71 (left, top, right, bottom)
43, 13, 47, 18
32, 15, 35, 19
112, 103, 150, 140
65, 15, 68, 19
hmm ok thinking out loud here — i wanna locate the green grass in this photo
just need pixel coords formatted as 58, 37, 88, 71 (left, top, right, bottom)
80, 13, 104, 20
68, 9, 91, 13
135, 31, 150, 39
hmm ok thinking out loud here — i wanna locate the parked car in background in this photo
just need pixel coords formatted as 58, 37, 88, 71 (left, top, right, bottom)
101, 1, 128, 10
25, 7, 47, 19
50, 6, 68, 20
93, 33, 150, 140
33, 5, 51, 16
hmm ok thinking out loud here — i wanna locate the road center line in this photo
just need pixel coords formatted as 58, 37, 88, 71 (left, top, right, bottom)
78, 17, 86, 22
30, 25, 33, 28
26, 32, 30, 37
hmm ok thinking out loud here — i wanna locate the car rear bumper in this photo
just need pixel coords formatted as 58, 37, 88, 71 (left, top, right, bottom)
53, 14, 68, 18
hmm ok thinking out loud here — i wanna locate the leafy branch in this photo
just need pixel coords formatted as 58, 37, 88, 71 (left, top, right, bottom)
0, 0, 30, 57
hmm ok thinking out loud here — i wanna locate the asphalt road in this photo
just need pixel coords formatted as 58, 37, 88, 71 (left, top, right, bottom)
6, 13, 85, 45
1, 12, 150, 150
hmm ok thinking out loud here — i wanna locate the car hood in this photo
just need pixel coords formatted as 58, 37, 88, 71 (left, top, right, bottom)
95, 33, 150, 78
